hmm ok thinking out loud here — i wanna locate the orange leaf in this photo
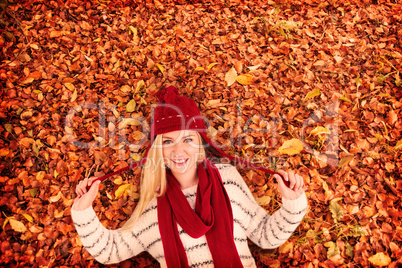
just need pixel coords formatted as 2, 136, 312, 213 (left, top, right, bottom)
236, 74, 253, 85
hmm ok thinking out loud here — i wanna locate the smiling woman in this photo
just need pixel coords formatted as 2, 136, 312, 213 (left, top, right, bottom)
71, 86, 307, 268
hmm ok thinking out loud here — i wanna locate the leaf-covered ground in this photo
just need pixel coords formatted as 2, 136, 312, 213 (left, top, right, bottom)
1, 0, 401, 267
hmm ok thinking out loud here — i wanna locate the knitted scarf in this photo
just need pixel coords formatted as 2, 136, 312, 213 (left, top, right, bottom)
157, 159, 243, 268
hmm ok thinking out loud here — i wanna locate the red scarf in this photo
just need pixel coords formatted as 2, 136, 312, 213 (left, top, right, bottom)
157, 159, 243, 268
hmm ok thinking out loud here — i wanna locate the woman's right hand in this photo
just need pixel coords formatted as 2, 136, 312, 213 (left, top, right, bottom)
72, 177, 101, 211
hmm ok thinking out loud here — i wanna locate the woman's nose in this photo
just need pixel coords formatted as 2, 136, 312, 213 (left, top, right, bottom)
171, 143, 184, 156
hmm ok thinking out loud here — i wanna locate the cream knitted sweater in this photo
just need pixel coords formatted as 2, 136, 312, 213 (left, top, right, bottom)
71, 164, 308, 267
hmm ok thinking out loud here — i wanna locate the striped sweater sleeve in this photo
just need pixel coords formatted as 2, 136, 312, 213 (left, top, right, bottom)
71, 206, 145, 264
221, 165, 308, 249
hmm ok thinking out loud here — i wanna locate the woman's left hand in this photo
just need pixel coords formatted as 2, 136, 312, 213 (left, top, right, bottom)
274, 170, 305, 200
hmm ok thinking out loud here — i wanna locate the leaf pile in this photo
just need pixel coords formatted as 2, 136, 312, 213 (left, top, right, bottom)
1, 0, 401, 267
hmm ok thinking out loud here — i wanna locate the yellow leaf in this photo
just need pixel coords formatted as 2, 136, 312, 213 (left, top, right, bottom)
278, 139, 304, 155
9, 219, 27, 233
394, 139, 402, 150
115, 184, 132, 199
126, 99, 136, 112
340, 96, 352, 103
305, 88, 320, 100
156, 63, 165, 73
310, 126, 331, 136
368, 252, 391, 267
70, 89, 77, 102
21, 213, 33, 223
131, 153, 142, 161
135, 80, 145, 93
49, 192, 62, 203
207, 63, 218, 71
255, 195, 271, 206
194, 66, 205, 71
236, 74, 253, 85
338, 156, 353, 168
225, 67, 237, 87
2, 217, 10, 230
64, 82, 75, 91
93, 37, 101, 42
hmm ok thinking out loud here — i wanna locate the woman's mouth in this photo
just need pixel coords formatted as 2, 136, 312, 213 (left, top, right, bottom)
172, 159, 188, 166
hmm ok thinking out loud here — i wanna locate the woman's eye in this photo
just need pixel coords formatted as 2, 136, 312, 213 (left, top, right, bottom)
163, 140, 172, 144
184, 138, 193, 143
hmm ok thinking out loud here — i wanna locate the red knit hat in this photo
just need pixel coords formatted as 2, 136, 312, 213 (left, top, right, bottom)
151, 86, 206, 139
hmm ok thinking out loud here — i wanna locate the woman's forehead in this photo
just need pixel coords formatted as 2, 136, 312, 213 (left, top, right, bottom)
162, 130, 198, 139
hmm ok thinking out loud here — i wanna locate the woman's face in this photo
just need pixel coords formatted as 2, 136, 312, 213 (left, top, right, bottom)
162, 130, 202, 176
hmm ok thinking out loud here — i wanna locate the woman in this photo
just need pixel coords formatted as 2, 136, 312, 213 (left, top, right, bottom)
72, 86, 307, 267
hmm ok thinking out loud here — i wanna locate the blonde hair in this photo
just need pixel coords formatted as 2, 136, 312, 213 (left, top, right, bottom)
122, 132, 205, 230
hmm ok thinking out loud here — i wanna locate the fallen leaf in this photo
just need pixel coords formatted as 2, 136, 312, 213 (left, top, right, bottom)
236, 74, 253, 85
49, 192, 62, 203
310, 126, 331, 136
225, 67, 237, 87
368, 252, 391, 267
9, 218, 27, 233
115, 184, 132, 199
305, 88, 320, 100
338, 156, 353, 168
126, 99, 136, 112
278, 139, 304, 155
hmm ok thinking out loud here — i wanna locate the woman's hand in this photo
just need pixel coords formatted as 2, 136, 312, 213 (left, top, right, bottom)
72, 177, 101, 211
274, 170, 305, 200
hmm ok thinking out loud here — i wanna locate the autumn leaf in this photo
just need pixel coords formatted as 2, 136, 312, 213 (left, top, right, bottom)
207, 63, 218, 71
9, 218, 27, 233
278, 240, 293, 254
156, 63, 165, 73
329, 201, 343, 222
236, 74, 253, 85
135, 80, 145, 93
126, 99, 136, 112
338, 156, 353, 168
49, 192, 62, 203
310, 126, 331, 136
368, 252, 391, 267
64, 83, 75, 91
225, 67, 237, 87
305, 88, 320, 100
255, 195, 271, 206
325, 241, 340, 259
115, 184, 132, 199
70, 89, 78, 102
278, 139, 304, 155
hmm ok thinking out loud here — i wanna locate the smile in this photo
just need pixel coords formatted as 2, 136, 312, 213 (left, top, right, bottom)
172, 159, 188, 165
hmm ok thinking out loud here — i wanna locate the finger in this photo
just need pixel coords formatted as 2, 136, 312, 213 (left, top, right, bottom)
288, 171, 296, 190
296, 174, 304, 191
274, 171, 290, 188
293, 174, 301, 191
77, 178, 89, 197
87, 176, 97, 187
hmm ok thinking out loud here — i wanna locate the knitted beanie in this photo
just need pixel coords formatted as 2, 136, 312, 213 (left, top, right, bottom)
151, 86, 206, 139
